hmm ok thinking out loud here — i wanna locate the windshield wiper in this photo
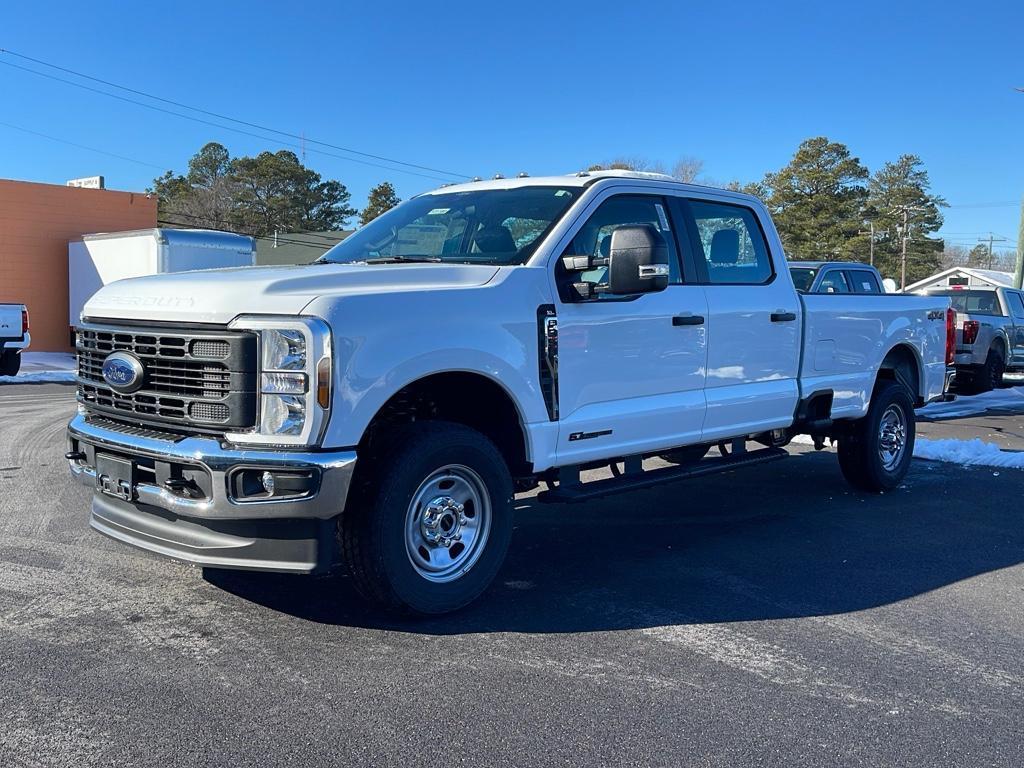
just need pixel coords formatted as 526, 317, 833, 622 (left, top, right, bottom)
363, 255, 444, 264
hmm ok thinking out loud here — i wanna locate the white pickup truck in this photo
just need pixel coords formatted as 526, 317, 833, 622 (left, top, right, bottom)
0, 303, 30, 376
66, 171, 953, 613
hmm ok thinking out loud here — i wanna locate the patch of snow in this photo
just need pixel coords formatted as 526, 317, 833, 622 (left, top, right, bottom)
790, 433, 1024, 470
917, 385, 1024, 421
912, 438, 1024, 469
0, 352, 77, 384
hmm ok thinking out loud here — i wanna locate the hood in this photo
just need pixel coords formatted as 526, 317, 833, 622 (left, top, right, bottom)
83, 262, 501, 324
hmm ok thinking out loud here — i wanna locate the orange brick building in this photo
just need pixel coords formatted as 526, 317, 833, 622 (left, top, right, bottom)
0, 179, 157, 351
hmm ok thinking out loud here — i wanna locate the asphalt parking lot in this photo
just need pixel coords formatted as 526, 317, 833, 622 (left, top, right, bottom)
2, 383, 1023, 767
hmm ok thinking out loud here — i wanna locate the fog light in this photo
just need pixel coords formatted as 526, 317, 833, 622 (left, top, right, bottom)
261, 471, 276, 495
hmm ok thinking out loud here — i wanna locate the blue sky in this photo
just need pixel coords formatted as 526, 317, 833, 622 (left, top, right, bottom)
2, 1, 1022, 253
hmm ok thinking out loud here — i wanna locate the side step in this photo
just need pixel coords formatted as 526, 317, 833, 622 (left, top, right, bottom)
536, 446, 789, 504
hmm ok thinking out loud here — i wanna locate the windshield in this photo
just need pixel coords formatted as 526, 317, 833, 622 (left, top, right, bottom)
319, 186, 579, 266
789, 267, 817, 293
928, 290, 1004, 316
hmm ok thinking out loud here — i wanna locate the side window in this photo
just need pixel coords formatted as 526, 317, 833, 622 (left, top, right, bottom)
561, 195, 682, 293
687, 200, 772, 285
818, 271, 850, 294
848, 270, 881, 294
1006, 292, 1024, 320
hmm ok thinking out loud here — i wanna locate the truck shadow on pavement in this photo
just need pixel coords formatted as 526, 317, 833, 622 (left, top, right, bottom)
206, 450, 1024, 634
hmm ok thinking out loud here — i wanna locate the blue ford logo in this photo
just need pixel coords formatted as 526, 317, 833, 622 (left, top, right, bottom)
101, 352, 145, 393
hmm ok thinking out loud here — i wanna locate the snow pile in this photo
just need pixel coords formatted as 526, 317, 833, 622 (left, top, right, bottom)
912, 438, 1024, 469
917, 385, 1024, 421
791, 433, 1024, 469
0, 352, 77, 384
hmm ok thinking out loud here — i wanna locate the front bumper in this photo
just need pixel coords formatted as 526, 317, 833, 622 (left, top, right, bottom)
67, 413, 357, 573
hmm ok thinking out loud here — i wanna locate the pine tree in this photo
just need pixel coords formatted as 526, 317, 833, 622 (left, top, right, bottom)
864, 155, 946, 285
759, 137, 869, 261
360, 182, 401, 226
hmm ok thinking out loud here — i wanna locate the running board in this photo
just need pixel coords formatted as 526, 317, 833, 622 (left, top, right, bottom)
536, 446, 789, 504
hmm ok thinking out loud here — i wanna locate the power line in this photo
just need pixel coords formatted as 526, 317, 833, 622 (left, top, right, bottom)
0, 58, 452, 183
0, 120, 166, 170
0, 47, 471, 181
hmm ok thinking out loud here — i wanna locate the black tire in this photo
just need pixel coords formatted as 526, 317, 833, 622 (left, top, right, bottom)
972, 346, 1005, 393
339, 421, 514, 615
659, 444, 710, 465
0, 351, 20, 377
838, 380, 915, 493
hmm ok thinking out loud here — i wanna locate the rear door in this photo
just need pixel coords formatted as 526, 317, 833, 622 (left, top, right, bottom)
674, 197, 801, 442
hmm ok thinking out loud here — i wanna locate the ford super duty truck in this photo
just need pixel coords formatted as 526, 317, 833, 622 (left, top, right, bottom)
0, 303, 30, 376
66, 171, 953, 614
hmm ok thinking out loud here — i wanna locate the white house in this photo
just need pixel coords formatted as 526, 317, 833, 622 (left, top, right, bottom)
904, 267, 1016, 293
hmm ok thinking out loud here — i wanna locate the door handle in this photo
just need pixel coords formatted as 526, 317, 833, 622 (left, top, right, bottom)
770, 312, 797, 322
672, 315, 705, 326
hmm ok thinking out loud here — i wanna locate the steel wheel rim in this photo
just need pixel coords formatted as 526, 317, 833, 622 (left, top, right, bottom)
405, 464, 492, 583
878, 403, 908, 472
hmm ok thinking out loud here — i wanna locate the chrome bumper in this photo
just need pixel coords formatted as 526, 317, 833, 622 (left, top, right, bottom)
67, 413, 357, 521
67, 413, 356, 573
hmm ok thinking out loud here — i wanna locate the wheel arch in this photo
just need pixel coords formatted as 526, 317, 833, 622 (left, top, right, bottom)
358, 370, 532, 478
876, 343, 924, 407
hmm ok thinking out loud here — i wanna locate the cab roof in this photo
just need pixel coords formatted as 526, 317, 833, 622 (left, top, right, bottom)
421, 170, 762, 206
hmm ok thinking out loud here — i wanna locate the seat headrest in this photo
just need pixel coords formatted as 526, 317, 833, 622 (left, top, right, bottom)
598, 235, 611, 258
474, 225, 516, 254
709, 229, 740, 264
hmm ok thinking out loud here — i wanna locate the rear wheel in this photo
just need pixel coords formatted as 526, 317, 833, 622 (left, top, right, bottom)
0, 351, 20, 377
838, 380, 915, 493
339, 421, 514, 615
973, 346, 1005, 393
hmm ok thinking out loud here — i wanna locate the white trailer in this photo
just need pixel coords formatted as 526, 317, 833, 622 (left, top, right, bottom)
68, 229, 255, 329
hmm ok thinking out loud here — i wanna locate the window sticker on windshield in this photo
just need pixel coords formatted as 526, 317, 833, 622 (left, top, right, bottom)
427, 208, 450, 215
655, 203, 671, 231
555, 190, 570, 197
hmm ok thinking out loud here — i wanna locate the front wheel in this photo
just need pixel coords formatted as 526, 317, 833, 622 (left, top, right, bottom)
837, 380, 915, 493
339, 422, 514, 614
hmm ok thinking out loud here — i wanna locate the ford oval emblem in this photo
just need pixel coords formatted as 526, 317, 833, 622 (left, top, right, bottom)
101, 352, 145, 393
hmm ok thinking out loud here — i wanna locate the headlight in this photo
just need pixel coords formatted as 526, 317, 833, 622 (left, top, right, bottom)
226, 316, 332, 446
262, 329, 306, 371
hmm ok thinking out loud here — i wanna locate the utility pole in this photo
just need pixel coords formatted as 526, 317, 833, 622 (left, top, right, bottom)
900, 208, 909, 290
859, 221, 889, 267
979, 232, 1009, 269
1016, 196, 1024, 289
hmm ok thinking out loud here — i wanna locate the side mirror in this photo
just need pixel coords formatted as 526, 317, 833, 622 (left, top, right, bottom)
606, 225, 670, 295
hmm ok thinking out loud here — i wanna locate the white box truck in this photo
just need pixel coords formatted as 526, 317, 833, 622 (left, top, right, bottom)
68, 228, 255, 335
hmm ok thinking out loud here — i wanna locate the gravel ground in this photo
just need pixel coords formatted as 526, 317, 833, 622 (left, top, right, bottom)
2, 383, 1023, 767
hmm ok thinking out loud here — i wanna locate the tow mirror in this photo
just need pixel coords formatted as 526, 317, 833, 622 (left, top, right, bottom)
606, 225, 669, 295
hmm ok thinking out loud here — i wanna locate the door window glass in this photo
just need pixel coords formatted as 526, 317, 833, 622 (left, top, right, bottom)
688, 200, 772, 284
818, 271, 850, 293
561, 195, 682, 293
1007, 292, 1024, 319
848, 270, 881, 294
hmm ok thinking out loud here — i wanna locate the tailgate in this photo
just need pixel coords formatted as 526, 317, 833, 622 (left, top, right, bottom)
0, 305, 23, 341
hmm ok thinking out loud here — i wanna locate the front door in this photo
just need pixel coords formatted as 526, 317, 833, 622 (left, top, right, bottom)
553, 193, 708, 465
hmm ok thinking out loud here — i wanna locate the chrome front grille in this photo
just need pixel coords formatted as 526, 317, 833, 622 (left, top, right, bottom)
76, 322, 257, 435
